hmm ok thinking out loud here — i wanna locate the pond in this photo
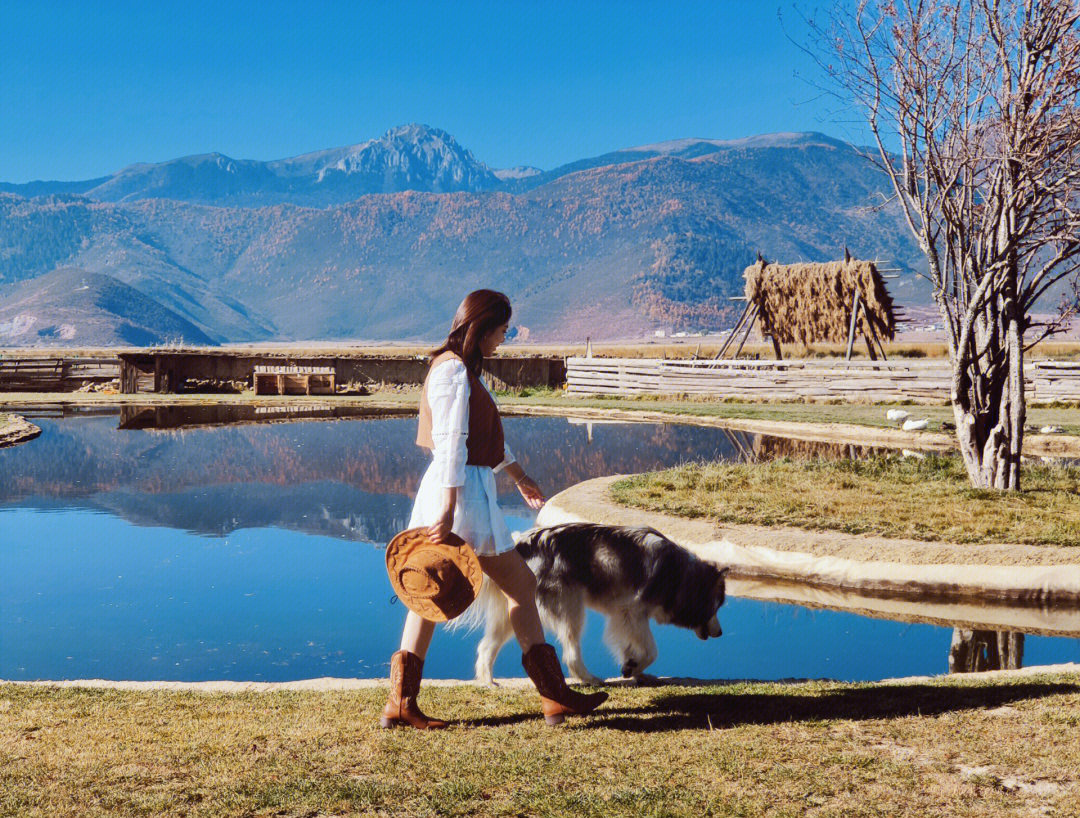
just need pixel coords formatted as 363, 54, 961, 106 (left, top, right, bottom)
1, 405, 1078, 683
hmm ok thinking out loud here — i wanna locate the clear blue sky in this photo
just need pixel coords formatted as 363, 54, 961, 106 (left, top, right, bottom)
0, 0, 853, 183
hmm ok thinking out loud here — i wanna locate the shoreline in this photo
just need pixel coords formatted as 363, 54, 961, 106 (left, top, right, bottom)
3, 390, 1079, 456
4, 663, 1079, 692
503, 402, 1080, 457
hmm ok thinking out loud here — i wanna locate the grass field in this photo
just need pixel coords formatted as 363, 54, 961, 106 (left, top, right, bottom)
3, 675, 1079, 817
611, 455, 1080, 546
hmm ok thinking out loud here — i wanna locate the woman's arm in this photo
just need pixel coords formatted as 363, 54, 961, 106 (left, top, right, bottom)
427, 361, 470, 541
503, 460, 546, 511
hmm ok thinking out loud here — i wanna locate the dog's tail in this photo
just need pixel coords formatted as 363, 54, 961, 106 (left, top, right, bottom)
446, 575, 507, 633
447, 530, 531, 633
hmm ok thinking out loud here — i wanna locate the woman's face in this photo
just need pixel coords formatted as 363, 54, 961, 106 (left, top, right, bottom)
481, 321, 509, 356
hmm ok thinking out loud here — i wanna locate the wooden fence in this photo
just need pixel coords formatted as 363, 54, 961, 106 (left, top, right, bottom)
566, 357, 1080, 402
0, 356, 120, 391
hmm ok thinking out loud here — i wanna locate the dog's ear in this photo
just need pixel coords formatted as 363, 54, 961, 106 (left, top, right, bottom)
714, 567, 729, 597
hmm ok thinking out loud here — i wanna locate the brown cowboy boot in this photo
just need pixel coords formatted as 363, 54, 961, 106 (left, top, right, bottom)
522, 643, 608, 726
380, 650, 448, 729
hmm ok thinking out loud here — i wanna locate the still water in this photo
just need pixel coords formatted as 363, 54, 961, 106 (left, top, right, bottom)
2, 407, 1078, 682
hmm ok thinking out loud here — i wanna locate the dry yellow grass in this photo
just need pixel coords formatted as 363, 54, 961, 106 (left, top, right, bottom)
4, 339, 1080, 360
2, 676, 1079, 817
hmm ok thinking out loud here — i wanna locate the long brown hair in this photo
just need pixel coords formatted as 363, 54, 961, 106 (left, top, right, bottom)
430, 289, 512, 375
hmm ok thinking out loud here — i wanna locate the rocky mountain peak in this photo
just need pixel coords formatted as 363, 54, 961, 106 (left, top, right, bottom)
323, 123, 498, 192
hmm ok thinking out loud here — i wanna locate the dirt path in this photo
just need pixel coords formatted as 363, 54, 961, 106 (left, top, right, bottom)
502, 403, 1080, 458
540, 475, 1080, 601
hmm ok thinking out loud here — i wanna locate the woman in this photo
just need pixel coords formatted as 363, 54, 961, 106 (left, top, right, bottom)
381, 289, 608, 728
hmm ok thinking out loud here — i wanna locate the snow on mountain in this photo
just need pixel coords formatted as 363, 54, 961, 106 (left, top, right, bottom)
493, 165, 543, 180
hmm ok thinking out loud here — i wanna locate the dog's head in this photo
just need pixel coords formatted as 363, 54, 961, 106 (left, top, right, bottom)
693, 566, 729, 641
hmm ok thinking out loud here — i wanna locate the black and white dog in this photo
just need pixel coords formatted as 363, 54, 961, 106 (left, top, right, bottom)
464, 523, 728, 685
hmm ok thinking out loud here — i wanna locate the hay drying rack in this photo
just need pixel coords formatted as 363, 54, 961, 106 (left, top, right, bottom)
713, 250, 902, 363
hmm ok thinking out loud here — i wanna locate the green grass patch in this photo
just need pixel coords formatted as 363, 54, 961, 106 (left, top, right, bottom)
612, 455, 1080, 545
2, 677, 1079, 817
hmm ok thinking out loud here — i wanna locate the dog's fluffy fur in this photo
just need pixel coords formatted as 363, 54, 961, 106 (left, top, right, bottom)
462, 523, 728, 685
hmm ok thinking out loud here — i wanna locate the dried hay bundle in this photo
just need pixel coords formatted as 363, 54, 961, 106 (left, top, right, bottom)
743, 260, 896, 345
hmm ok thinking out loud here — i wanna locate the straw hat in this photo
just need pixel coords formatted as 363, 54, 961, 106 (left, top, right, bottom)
385, 527, 483, 622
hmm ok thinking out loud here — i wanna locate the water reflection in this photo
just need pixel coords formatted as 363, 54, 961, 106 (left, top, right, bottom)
729, 578, 1076, 676
117, 403, 413, 430
949, 630, 1024, 673
1, 406, 1077, 682
0, 411, 756, 540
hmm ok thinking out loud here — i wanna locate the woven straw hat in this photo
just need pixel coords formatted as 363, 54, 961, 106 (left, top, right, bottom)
385, 528, 483, 622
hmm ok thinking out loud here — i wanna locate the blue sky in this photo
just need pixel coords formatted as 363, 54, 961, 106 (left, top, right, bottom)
0, 0, 851, 183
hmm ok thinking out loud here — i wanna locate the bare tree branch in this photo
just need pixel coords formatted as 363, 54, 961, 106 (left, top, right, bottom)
808, 0, 1080, 488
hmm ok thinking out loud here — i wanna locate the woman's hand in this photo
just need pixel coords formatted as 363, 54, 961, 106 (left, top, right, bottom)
428, 487, 457, 542
515, 475, 546, 511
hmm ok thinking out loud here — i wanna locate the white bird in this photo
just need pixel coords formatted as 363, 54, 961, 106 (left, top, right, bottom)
886, 409, 910, 424
901, 449, 927, 459
1039, 425, 1064, 435
902, 418, 930, 431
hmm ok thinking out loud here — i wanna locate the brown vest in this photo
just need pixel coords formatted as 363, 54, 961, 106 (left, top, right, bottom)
416, 352, 505, 469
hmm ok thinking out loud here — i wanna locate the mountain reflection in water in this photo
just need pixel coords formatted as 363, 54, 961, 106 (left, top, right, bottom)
1, 409, 784, 540
2, 406, 1076, 682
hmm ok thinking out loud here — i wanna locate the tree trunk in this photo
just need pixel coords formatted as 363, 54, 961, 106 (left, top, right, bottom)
1006, 308, 1025, 490
950, 319, 1026, 490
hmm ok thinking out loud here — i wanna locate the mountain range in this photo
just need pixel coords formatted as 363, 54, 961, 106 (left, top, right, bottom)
0, 124, 930, 345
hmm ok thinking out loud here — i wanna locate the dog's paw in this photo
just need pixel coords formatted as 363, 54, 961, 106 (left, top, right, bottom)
474, 672, 498, 688
569, 673, 605, 686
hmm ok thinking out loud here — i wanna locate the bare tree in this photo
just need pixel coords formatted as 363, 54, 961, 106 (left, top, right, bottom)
811, 0, 1080, 488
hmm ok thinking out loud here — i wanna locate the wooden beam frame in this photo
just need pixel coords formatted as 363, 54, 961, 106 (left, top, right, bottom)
731, 303, 760, 359
713, 300, 753, 360
845, 290, 862, 361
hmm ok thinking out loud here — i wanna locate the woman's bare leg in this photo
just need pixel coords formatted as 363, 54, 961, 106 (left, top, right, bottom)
400, 610, 437, 658
477, 550, 544, 652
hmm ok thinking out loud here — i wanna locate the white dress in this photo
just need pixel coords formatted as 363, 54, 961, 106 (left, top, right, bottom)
407, 359, 516, 556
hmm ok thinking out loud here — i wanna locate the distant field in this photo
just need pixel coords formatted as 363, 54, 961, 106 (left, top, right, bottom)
4, 339, 1079, 360
514, 339, 1080, 360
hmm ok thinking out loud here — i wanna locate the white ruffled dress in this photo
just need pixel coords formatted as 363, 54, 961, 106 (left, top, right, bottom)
407, 358, 516, 556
